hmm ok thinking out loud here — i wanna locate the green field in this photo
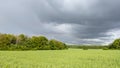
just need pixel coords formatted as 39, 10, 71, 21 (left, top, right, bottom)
0, 49, 120, 68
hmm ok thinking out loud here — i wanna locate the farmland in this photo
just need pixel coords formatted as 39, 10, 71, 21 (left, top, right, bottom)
0, 49, 120, 68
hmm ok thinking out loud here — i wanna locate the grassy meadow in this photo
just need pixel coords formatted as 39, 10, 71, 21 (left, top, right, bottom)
0, 49, 120, 68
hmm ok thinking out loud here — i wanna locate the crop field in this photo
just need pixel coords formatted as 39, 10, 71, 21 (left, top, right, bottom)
0, 49, 120, 68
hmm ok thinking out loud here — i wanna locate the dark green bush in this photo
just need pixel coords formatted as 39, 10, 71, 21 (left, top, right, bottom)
83, 48, 88, 50
102, 47, 109, 50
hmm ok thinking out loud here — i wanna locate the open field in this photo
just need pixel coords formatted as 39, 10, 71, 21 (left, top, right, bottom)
0, 49, 120, 68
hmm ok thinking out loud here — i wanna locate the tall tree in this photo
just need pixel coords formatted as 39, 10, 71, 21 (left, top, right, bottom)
16, 34, 28, 45
0, 34, 10, 49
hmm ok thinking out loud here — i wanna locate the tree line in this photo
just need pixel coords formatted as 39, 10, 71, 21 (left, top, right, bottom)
68, 38, 120, 50
0, 33, 67, 50
68, 45, 108, 50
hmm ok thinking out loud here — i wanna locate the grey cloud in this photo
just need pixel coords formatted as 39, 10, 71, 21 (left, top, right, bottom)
0, 0, 120, 44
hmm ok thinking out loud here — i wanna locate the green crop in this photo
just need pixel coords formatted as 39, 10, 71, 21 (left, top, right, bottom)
0, 49, 120, 68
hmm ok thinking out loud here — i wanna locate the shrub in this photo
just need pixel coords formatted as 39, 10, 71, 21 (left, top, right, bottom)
103, 47, 109, 50
83, 48, 88, 50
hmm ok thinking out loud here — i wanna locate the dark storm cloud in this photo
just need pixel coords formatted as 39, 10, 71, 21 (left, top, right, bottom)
32, 0, 120, 23
0, 0, 120, 44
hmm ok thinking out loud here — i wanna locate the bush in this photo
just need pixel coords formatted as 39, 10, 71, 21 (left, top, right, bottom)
83, 48, 88, 50
103, 47, 109, 50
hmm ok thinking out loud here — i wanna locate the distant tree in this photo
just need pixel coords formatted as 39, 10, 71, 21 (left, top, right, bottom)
109, 38, 120, 49
16, 34, 28, 45
30, 36, 49, 49
38, 36, 48, 46
0, 34, 10, 49
7, 34, 16, 45
49, 39, 67, 50
37, 36, 49, 49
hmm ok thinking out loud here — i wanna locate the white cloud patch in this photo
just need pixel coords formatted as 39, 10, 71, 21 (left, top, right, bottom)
104, 29, 120, 44
54, 24, 72, 33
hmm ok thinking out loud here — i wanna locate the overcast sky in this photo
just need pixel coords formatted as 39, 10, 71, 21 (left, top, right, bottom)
0, 0, 120, 45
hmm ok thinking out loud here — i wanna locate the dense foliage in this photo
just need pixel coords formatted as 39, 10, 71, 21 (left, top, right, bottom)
0, 33, 67, 50
68, 45, 108, 50
109, 38, 120, 49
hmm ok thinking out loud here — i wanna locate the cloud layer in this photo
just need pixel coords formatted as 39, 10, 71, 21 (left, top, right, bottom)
0, 0, 120, 44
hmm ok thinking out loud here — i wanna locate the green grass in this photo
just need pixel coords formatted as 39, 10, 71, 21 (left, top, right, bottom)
0, 49, 120, 68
